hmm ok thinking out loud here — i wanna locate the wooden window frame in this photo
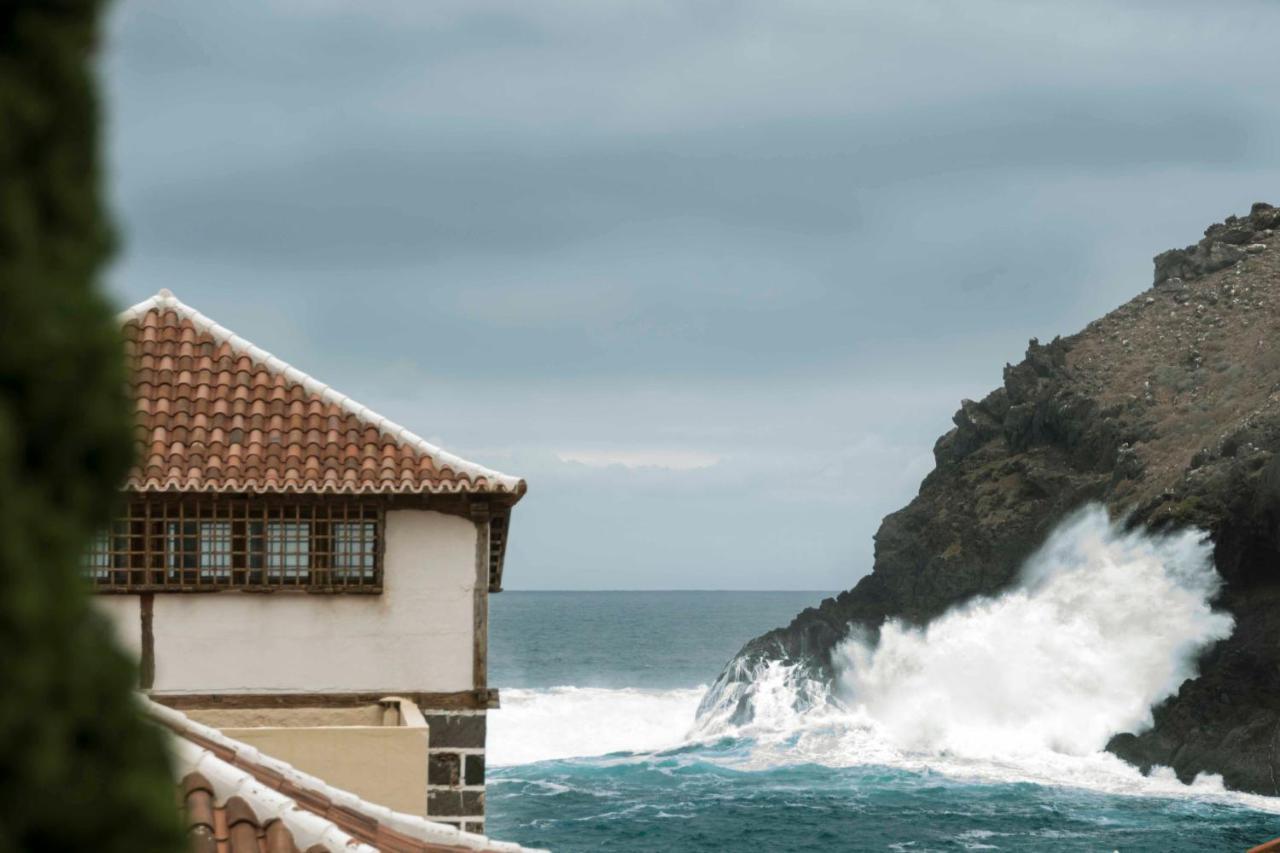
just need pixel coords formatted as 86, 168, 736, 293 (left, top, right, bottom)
85, 496, 384, 594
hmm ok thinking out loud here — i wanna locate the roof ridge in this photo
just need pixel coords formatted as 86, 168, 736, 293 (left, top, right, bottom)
120, 289, 524, 494
172, 738, 376, 853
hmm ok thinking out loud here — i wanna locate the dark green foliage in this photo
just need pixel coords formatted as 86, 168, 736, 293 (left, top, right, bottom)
0, 2, 183, 851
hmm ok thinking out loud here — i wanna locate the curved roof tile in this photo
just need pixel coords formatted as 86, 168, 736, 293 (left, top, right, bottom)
120, 290, 525, 499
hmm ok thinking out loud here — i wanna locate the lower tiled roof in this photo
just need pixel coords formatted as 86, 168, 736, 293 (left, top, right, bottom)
174, 739, 374, 853
182, 773, 328, 853
152, 699, 541, 853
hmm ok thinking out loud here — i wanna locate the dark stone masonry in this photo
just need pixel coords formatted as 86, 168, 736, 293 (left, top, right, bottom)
423, 710, 487, 830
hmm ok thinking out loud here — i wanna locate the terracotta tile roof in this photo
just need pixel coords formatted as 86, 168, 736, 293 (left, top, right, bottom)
154, 699, 542, 853
181, 773, 329, 853
120, 290, 524, 498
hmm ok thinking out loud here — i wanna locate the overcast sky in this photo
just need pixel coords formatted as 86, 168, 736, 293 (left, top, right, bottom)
102, 1, 1280, 590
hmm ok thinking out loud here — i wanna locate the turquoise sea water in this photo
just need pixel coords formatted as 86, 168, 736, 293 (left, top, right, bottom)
485, 591, 1279, 852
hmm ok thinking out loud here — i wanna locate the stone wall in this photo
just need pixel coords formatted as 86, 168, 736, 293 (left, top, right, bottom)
424, 709, 487, 832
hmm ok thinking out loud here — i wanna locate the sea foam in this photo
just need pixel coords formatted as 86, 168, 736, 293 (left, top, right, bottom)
488, 686, 705, 767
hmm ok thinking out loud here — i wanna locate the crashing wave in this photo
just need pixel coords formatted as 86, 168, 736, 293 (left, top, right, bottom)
488, 506, 1257, 806
694, 505, 1234, 772
693, 655, 831, 734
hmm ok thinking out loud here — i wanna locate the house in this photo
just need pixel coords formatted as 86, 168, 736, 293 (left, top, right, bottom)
89, 289, 526, 833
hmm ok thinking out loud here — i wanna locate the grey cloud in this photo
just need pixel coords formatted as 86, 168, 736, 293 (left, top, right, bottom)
124, 100, 1251, 271
104, 0, 1280, 589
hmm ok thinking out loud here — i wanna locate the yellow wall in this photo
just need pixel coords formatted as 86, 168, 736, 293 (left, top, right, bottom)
219, 724, 430, 816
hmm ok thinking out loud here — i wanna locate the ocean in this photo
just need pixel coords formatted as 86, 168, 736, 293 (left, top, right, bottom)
485, 589, 1279, 852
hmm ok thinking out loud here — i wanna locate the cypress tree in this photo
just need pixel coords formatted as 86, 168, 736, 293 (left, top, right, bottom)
0, 2, 184, 850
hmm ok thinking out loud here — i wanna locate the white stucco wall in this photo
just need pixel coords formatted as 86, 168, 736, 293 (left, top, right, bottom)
95, 594, 143, 659
93, 509, 479, 694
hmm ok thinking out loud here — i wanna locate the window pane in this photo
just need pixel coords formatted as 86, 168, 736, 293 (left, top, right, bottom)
248, 521, 264, 572
332, 521, 377, 580
85, 532, 112, 579
266, 521, 310, 581
165, 521, 198, 575
199, 521, 233, 580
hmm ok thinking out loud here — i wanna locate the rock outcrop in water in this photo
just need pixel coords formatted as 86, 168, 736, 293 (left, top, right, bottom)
713, 202, 1280, 795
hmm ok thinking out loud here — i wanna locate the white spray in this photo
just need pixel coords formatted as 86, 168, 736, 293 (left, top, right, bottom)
683, 505, 1248, 802
834, 505, 1234, 760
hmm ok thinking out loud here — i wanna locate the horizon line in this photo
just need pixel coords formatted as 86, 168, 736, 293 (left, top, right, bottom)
498, 588, 837, 593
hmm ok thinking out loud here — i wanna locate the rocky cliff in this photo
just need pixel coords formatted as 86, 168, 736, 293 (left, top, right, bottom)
716, 202, 1280, 795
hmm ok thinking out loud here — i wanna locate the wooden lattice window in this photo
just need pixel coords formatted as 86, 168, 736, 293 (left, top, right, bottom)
84, 498, 383, 593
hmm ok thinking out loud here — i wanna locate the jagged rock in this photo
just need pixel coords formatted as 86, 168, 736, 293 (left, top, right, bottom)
716, 202, 1280, 796
1205, 219, 1254, 246
1153, 202, 1278, 285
